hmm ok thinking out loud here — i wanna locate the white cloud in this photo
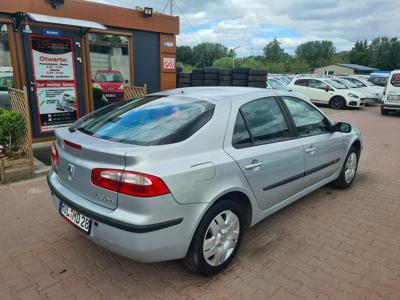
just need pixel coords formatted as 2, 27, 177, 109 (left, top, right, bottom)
87, 0, 400, 56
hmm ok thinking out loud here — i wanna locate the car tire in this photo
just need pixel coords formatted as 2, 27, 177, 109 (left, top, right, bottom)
219, 68, 233, 75
232, 80, 248, 86
204, 74, 218, 80
248, 75, 267, 82
381, 107, 389, 115
204, 80, 218, 86
184, 199, 244, 276
219, 75, 233, 81
205, 67, 220, 74
249, 69, 267, 76
330, 97, 346, 109
233, 67, 250, 74
178, 78, 192, 84
178, 73, 192, 79
331, 146, 359, 189
248, 81, 267, 88
232, 73, 248, 80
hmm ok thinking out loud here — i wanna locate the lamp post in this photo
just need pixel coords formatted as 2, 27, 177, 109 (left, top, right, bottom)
232, 46, 241, 68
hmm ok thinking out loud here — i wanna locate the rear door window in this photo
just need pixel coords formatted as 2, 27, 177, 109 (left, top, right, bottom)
77, 96, 215, 145
233, 97, 290, 146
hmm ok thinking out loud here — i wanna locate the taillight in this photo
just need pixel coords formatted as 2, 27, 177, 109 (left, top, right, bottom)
383, 84, 387, 96
64, 140, 81, 149
91, 169, 170, 197
51, 142, 59, 167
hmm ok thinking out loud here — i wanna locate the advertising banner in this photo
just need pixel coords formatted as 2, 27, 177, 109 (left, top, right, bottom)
35, 82, 78, 132
30, 35, 79, 133
31, 36, 74, 81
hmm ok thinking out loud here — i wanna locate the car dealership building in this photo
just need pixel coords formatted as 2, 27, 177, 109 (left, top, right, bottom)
0, 0, 179, 142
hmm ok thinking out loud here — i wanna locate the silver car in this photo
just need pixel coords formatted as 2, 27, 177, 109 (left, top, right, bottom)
47, 87, 362, 276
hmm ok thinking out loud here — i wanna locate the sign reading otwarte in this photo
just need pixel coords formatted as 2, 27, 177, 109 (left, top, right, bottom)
30, 35, 80, 132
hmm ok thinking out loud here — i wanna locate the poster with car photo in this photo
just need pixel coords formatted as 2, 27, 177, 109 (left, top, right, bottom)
36, 82, 78, 132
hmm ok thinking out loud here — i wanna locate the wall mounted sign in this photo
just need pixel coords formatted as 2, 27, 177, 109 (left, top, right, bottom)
42, 29, 61, 36
163, 41, 174, 47
30, 35, 79, 132
163, 57, 175, 70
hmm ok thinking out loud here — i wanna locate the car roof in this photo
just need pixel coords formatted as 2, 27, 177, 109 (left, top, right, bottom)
150, 87, 277, 102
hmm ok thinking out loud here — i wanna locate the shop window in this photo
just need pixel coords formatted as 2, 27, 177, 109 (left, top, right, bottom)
88, 33, 131, 109
0, 24, 14, 109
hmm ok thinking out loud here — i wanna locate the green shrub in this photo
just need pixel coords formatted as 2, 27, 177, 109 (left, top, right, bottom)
0, 109, 25, 156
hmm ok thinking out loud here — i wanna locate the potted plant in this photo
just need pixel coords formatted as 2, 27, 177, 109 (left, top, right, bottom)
0, 108, 33, 183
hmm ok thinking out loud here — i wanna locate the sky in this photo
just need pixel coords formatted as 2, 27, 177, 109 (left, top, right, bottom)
87, 0, 400, 57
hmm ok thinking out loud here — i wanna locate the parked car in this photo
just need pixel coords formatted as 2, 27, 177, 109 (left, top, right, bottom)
288, 77, 366, 109
339, 75, 384, 102
381, 70, 400, 115
47, 87, 362, 276
0, 71, 14, 109
56, 94, 76, 112
94, 70, 126, 102
368, 73, 389, 87
329, 77, 380, 105
267, 78, 290, 91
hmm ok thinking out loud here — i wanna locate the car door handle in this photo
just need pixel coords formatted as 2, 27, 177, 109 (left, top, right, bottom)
305, 147, 317, 154
244, 161, 262, 170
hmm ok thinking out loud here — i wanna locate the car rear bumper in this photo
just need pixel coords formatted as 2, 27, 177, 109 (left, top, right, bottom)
47, 170, 206, 262
381, 103, 400, 110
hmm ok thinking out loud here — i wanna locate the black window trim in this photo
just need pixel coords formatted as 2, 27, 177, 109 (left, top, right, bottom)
278, 95, 334, 138
232, 96, 298, 149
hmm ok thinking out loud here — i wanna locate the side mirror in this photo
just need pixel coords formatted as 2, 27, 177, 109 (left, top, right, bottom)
331, 122, 352, 133
323, 85, 330, 92
125, 79, 129, 84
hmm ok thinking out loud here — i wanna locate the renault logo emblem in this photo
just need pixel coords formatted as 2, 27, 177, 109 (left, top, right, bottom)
67, 164, 75, 181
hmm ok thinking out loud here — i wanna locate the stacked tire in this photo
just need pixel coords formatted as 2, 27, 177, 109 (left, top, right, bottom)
248, 69, 267, 88
192, 69, 205, 86
219, 68, 233, 86
232, 67, 250, 87
204, 67, 219, 86
177, 72, 192, 88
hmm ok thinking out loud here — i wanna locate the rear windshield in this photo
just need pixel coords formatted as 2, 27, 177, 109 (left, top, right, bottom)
391, 74, 400, 87
76, 96, 215, 145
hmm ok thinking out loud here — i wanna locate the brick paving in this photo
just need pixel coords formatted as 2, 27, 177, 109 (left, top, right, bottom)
1, 106, 400, 299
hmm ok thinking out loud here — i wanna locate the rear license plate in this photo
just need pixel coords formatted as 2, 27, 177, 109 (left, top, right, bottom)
387, 95, 400, 101
59, 202, 91, 234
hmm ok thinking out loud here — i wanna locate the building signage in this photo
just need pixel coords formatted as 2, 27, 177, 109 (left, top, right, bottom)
163, 41, 174, 47
163, 57, 175, 70
30, 35, 79, 132
31, 36, 74, 80
42, 29, 62, 37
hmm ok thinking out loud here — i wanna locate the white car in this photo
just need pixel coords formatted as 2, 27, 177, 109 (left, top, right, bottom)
339, 76, 383, 104
381, 70, 400, 115
288, 77, 365, 109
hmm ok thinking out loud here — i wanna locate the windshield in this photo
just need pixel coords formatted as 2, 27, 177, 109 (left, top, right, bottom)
77, 96, 215, 145
95, 72, 124, 82
325, 79, 348, 89
268, 79, 288, 91
343, 77, 366, 88
333, 78, 358, 88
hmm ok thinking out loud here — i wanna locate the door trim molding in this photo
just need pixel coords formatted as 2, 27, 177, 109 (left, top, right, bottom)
262, 158, 341, 191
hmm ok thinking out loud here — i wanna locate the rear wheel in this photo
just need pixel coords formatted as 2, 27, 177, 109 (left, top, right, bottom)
330, 97, 346, 109
184, 200, 243, 276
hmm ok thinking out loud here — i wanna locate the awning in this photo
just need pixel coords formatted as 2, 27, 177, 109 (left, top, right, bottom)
26, 13, 107, 30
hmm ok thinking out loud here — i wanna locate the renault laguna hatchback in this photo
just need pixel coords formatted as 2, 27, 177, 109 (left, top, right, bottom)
48, 87, 362, 276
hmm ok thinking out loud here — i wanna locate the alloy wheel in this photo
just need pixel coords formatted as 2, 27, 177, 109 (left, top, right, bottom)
345, 152, 357, 183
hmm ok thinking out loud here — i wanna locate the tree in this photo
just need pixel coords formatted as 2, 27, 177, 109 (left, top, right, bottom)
192, 43, 228, 68
295, 40, 335, 68
176, 46, 193, 66
263, 39, 289, 63
349, 40, 369, 66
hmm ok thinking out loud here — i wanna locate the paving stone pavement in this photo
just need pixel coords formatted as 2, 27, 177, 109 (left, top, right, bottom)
1, 106, 400, 300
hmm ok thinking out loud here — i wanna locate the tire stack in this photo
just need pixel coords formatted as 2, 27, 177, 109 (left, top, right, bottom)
191, 69, 205, 86
232, 67, 250, 87
177, 72, 192, 88
218, 68, 233, 86
248, 69, 268, 88
204, 67, 219, 86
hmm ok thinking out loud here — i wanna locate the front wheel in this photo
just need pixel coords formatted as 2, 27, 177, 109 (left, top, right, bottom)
184, 200, 243, 276
332, 147, 359, 189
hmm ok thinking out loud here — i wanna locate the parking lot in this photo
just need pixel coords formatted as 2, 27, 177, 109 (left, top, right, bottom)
0, 105, 400, 300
